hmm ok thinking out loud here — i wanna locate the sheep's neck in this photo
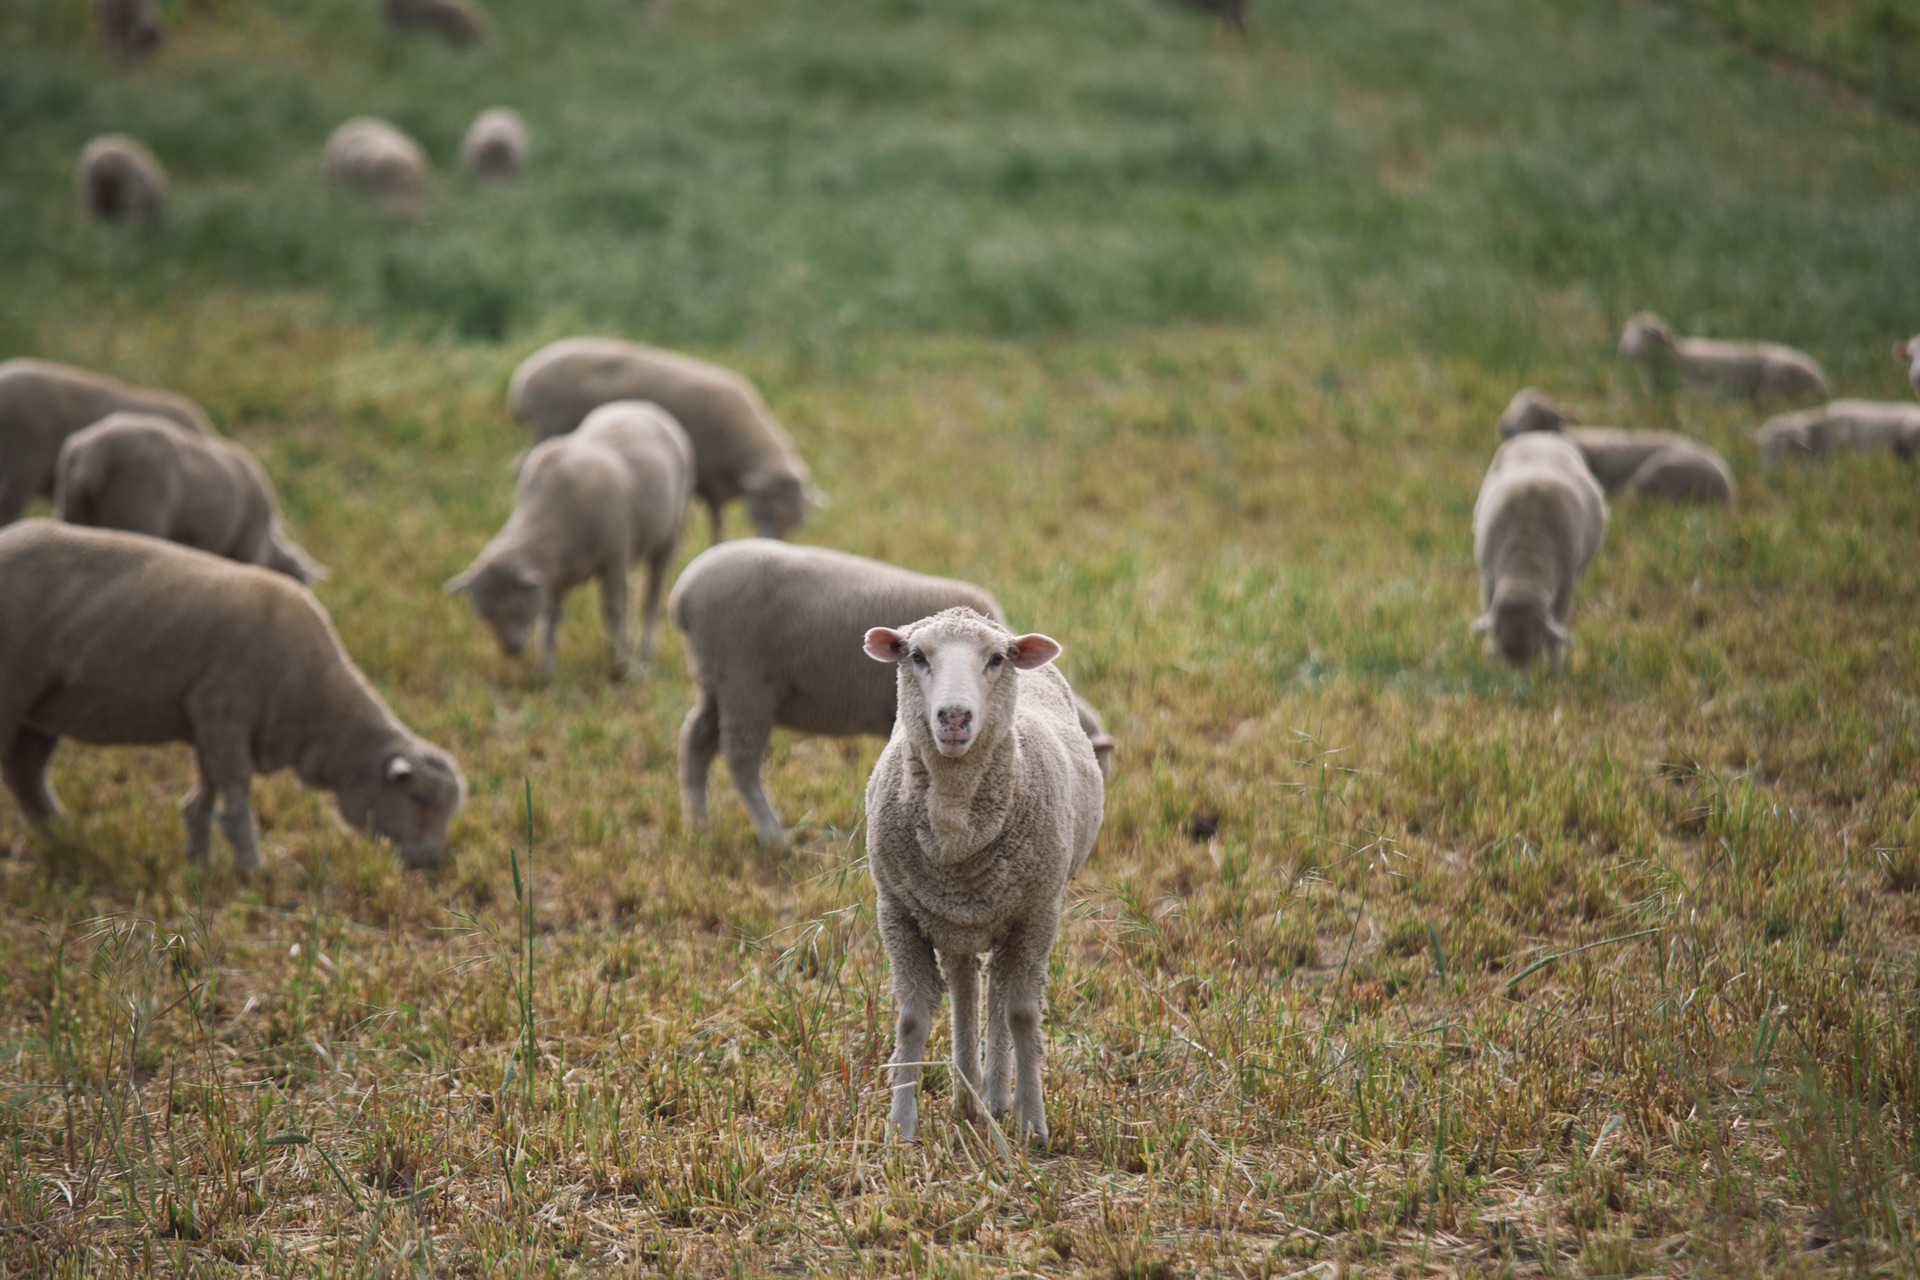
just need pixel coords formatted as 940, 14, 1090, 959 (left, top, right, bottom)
910, 732, 1016, 865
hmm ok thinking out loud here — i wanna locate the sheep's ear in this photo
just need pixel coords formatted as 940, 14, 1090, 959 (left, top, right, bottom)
1469, 612, 1493, 637
864, 627, 908, 663
384, 756, 415, 783
1010, 633, 1062, 669
1546, 618, 1572, 647
444, 569, 475, 595
1897, 341, 1913, 362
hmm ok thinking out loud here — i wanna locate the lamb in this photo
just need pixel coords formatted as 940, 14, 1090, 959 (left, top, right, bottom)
1472, 432, 1608, 668
0, 357, 214, 527
1894, 337, 1920, 399
325, 118, 428, 215
1618, 311, 1828, 405
446, 400, 693, 681
462, 108, 528, 180
381, 0, 489, 46
862, 607, 1104, 1147
1495, 388, 1735, 505
55, 411, 327, 584
0, 521, 464, 872
508, 337, 824, 541
1755, 399, 1920, 466
75, 134, 166, 225
96, 0, 164, 56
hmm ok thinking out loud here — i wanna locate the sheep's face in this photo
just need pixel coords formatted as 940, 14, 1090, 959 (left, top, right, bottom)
1497, 389, 1576, 440
1898, 339, 1920, 400
1472, 597, 1568, 669
447, 562, 543, 657
1619, 314, 1674, 362
864, 607, 1061, 758
335, 745, 466, 869
743, 470, 826, 540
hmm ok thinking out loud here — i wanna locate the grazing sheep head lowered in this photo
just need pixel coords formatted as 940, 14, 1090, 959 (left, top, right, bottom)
743, 469, 828, 540
335, 745, 466, 869
1618, 312, 1677, 363
863, 607, 1060, 758
1471, 587, 1569, 670
445, 562, 542, 658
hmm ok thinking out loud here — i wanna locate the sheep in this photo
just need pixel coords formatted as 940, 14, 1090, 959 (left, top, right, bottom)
1755, 399, 1920, 466
0, 357, 214, 527
1074, 694, 1118, 783
54, 411, 328, 584
462, 108, 528, 180
75, 134, 166, 225
446, 400, 693, 681
1472, 431, 1608, 668
1495, 389, 1735, 505
508, 337, 824, 542
96, 0, 164, 56
862, 607, 1104, 1147
381, 0, 489, 46
325, 117, 428, 215
1894, 337, 1920, 400
1618, 311, 1828, 405
0, 521, 465, 872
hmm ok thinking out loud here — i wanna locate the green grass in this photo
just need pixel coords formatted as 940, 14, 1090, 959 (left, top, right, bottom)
4, 0, 1920, 1274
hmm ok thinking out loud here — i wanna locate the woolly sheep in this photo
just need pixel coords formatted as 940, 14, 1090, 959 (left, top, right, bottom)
96, 0, 163, 56
0, 521, 465, 872
0, 357, 214, 527
462, 108, 528, 180
1472, 432, 1608, 668
508, 337, 825, 541
1495, 388, 1735, 505
862, 607, 1104, 1147
1755, 399, 1920, 466
1618, 311, 1828, 405
75, 134, 166, 225
55, 411, 327, 584
325, 117, 428, 215
446, 400, 694, 681
382, 0, 489, 46
1895, 337, 1920, 400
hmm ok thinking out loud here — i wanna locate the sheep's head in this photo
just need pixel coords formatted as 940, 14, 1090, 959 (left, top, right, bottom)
1497, 388, 1577, 439
1471, 588, 1568, 670
445, 559, 544, 657
335, 743, 466, 869
1619, 313, 1675, 362
864, 607, 1060, 759
1896, 338, 1920, 400
743, 467, 828, 539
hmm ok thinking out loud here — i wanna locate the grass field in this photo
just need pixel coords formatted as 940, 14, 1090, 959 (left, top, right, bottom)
4, 0, 1920, 1274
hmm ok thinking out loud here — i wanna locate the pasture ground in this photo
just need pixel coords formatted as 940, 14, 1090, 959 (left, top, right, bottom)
3, 0, 1920, 1274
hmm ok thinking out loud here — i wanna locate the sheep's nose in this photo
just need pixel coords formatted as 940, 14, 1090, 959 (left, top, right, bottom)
936, 707, 972, 733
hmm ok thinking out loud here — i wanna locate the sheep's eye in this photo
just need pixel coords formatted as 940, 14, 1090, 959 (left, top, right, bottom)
987, 654, 1005, 671
910, 650, 929, 669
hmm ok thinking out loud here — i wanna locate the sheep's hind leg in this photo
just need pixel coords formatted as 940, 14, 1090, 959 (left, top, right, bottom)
880, 899, 944, 1141
600, 565, 632, 683
634, 552, 671, 670
678, 693, 721, 827
2, 728, 63, 826
942, 950, 983, 1122
719, 699, 784, 847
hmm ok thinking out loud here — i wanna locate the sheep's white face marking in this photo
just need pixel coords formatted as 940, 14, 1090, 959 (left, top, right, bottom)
865, 623, 1062, 759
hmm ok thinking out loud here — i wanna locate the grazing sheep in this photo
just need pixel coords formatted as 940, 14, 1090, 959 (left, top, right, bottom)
74, 134, 166, 225
1472, 432, 1608, 669
325, 117, 428, 215
508, 337, 824, 541
446, 400, 693, 681
1618, 311, 1828, 405
1495, 389, 1734, 505
1755, 399, 1920, 466
1074, 694, 1117, 782
55, 412, 327, 584
1895, 337, 1920, 400
0, 521, 465, 872
382, 0, 489, 46
0, 357, 214, 527
863, 607, 1104, 1147
462, 107, 528, 180
96, 0, 164, 56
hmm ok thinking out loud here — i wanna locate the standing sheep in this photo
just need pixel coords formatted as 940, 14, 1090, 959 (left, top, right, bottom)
382, 0, 490, 46
96, 0, 164, 56
1618, 311, 1828, 405
0, 521, 465, 872
508, 337, 824, 541
75, 134, 166, 225
0, 357, 213, 527
446, 400, 693, 681
1472, 432, 1608, 668
1495, 389, 1735, 505
325, 118, 428, 216
1755, 400, 1920, 466
462, 108, 528, 180
55, 411, 327, 584
863, 607, 1104, 1147
1895, 337, 1920, 400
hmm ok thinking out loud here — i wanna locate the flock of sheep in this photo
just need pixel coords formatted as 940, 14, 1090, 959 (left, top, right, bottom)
18, 0, 1920, 1146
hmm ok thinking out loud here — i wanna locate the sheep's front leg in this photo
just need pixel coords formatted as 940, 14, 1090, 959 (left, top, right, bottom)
988, 918, 1061, 1149
540, 589, 564, 679
635, 550, 672, 670
182, 777, 216, 864
879, 898, 944, 1141
600, 564, 632, 683
942, 950, 983, 1122
2, 728, 63, 826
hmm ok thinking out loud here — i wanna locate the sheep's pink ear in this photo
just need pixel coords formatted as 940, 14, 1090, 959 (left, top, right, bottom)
385, 756, 415, 782
1470, 613, 1493, 637
1010, 633, 1062, 669
444, 569, 474, 595
1897, 341, 1914, 362
864, 627, 908, 663
1546, 618, 1572, 647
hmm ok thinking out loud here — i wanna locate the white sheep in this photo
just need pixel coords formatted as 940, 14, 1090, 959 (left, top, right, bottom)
462, 108, 528, 180
55, 411, 327, 584
862, 607, 1104, 1147
1755, 399, 1920, 466
1472, 432, 1608, 668
74, 134, 166, 225
1495, 388, 1735, 505
96, 0, 163, 56
1618, 311, 1828, 405
1894, 337, 1920, 400
325, 117, 428, 216
0, 521, 465, 872
0, 357, 214, 527
508, 337, 824, 541
382, 0, 489, 46
446, 400, 693, 681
